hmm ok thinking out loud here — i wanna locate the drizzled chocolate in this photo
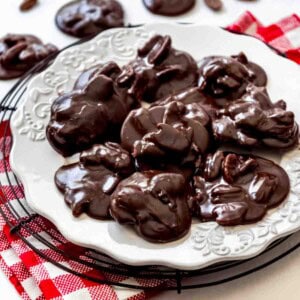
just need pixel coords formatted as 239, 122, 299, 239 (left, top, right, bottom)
117, 35, 198, 103
121, 101, 210, 174
110, 171, 192, 242
0, 34, 57, 79
189, 151, 290, 225
55, 142, 133, 219
142, 0, 195, 16
55, 0, 124, 38
46, 62, 139, 157
198, 53, 267, 107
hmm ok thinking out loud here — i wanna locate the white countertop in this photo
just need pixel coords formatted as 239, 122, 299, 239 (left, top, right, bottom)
0, 1, 300, 299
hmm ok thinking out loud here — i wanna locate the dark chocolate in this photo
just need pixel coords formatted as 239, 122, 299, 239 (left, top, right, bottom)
0, 34, 57, 80
142, 0, 195, 16
198, 52, 267, 107
121, 101, 210, 174
55, 142, 133, 219
189, 151, 290, 225
55, 0, 124, 38
110, 171, 192, 243
50, 34, 296, 243
47, 62, 139, 157
212, 86, 299, 148
117, 35, 198, 103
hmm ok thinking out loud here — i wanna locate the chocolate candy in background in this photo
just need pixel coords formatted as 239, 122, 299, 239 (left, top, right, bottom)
117, 35, 198, 103
55, 142, 133, 219
121, 100, 210, 175
20, 0, 38, 11
55, 0, 124, 38
204, 0, 223, 11
110, 171, 192, 243
142, 0, 196, 16
189, 151, 290, 226
0, 34, 57, 80
198, 52, 267, 107
212, 86, 299, 148
47, 62, 139, 157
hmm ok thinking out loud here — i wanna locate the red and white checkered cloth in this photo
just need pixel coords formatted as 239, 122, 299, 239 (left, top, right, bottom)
0, 11, 300, 300
227, 11, 300, 63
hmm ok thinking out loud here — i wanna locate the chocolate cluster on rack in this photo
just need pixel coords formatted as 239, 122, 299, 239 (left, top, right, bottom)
48, 35, 298, 243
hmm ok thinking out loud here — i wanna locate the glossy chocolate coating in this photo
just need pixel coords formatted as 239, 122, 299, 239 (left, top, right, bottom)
0, 34, 57, 79
117, 35, 198, 103
212, 86, 299, 148
47, 62, 138, 157
110, 171, 192, 243
56, 0, 124, 38
155, 84, 299, 149
198, 52, 267, 107
121, 101, 210, 173
74, 62, 121, 90
152, 86, 216, 117
189, 151, 290, 225
142, 0, 195, 16
55, 142, 133, 219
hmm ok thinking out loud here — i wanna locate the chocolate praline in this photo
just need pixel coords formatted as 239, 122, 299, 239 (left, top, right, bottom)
55, 142, 133, 219
110, 171, 192, 243
198, 52, 267, 107
55, 0, 124, 38
212, 86, 299, 148
47, 62, 138, 157
117, 35, 199, 103
143, 0, 196, 16
189, 151, 290, 226
121, 100, 210, 175
0, 34, 57, 80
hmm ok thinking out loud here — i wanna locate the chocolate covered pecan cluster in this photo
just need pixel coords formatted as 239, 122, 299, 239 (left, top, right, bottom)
121, 100, 210, 173
110, 171, 192, 243
0, 34, 57, 79
117, 35, 198, 103
55, 142, 133, 219
212, 86, 298, 148
55, 0, 124, 38
47, 62, 139, 157
189, 151, 289, 225
198, 53, 267, 106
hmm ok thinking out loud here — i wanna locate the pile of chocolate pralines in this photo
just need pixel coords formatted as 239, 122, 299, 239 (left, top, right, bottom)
46, 34, 298, 243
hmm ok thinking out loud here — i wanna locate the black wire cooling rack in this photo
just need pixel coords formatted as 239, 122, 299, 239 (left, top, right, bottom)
0, 32, 299, 294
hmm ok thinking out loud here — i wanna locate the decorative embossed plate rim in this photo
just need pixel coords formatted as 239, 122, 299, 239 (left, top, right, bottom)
10, 24, 300, 270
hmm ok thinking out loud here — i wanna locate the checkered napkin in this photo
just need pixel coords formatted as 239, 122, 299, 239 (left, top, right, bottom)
227, 11, 300, 63
0, 11, 300, 300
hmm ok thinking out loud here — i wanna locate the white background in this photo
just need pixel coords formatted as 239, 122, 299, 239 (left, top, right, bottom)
0, 0, 300, 299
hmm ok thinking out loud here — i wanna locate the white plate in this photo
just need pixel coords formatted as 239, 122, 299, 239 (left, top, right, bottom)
10, 24, 300, 270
